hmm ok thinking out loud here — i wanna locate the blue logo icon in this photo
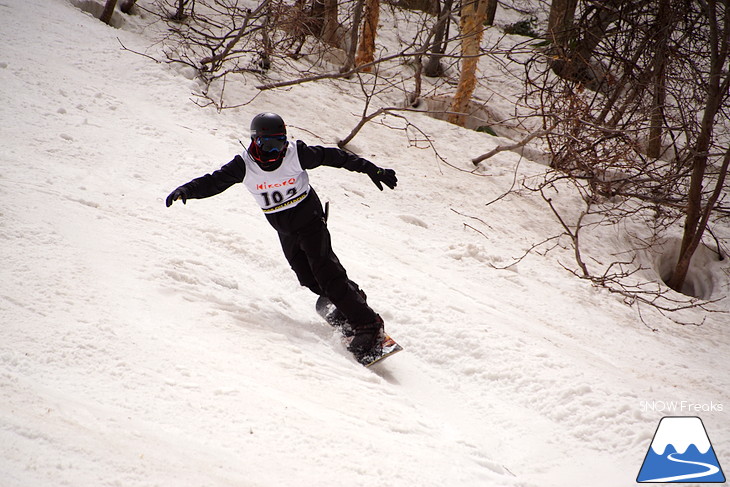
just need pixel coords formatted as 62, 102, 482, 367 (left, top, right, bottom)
637, 416, 725, 483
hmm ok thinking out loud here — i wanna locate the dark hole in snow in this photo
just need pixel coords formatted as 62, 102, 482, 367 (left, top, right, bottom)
655, 240, 718, 300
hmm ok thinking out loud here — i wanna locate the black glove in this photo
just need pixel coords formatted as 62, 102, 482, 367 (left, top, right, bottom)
165, 186, 189, 207
365, 166, 397, 191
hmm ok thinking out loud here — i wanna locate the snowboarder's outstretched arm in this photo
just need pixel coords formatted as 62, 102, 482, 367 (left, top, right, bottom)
296, 141, 397, 191
166, 156, 247, 207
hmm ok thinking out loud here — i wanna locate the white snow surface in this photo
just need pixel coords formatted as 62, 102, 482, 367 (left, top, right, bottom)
1, 1, 729, 486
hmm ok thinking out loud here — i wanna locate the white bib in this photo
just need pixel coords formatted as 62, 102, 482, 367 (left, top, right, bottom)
242, 141, 310, 213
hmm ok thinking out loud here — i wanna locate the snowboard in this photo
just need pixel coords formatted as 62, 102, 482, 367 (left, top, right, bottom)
315, 295, 403, 367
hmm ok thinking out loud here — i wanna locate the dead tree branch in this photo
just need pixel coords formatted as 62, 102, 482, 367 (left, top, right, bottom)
472, 122, 557, 166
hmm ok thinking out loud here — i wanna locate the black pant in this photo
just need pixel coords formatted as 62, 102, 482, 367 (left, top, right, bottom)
270, 192, 377, 326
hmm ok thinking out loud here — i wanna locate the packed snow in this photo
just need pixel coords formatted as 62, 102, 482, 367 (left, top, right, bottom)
1, 0, 728, 486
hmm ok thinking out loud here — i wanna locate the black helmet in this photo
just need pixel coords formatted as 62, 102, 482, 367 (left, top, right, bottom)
250, 113, 288, 168
251, 112, 286, 140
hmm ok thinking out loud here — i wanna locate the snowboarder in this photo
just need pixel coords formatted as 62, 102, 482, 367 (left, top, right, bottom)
165, 112, 397, 360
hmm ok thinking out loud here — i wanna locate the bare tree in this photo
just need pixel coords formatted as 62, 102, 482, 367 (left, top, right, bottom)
355, 0, 381, 70
546, 0, 578, 50
303, 0, 343, 48
448, 0, 489, 126
343, 0, 366, 72
523, 0, 730, 299
548, 0, 627, 91
666, 0, 730, 292
320, 0, 342, 47
646, 0, 670, 158
423, 0, 454, 77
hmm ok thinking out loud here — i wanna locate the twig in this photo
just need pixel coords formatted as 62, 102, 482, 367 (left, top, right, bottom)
117, 38, 161, 63
256, 50, 414, 90
472, 122, 557, 166
450, 208, 494, 231
200, 0, 270, 68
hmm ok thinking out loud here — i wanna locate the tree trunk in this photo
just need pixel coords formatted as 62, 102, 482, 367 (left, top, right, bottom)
667, 149, 730, 294
355, 0, 380, 70
100, 0, 118, 25
485, 0, 498, 26
319, 0, 340, 47
120, 0, 137, 14
342, 0, 365, 72
547, 0, 578, 52
308, 0, 340, 47
666, 0, 730, 293
170, 0, 188, 21
448, 0, 488, 126
424, 0, 454, 77
647, 0, 670, 158
550, 0, 621, 90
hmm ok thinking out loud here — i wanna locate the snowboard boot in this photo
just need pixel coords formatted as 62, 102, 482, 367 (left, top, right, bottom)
328, 307, 352, 335
328, 287, 368, 337
347, 314, 385, 361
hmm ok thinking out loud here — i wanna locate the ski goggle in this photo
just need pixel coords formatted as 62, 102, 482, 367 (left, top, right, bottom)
255, 135, 287, 153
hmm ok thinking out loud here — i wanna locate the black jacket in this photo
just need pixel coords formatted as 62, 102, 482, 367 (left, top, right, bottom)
180, 141, 378, 234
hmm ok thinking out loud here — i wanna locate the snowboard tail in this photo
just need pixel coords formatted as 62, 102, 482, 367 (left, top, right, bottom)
316, 296, 402, 367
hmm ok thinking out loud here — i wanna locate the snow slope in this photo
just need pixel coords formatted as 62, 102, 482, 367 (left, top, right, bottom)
1, 1, 728, 486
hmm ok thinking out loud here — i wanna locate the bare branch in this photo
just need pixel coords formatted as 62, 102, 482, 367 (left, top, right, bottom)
472, 122, 557, 166
200, 0, 270, 68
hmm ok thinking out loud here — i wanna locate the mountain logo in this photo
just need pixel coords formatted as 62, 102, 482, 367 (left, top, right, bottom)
637, 416, 725, 483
